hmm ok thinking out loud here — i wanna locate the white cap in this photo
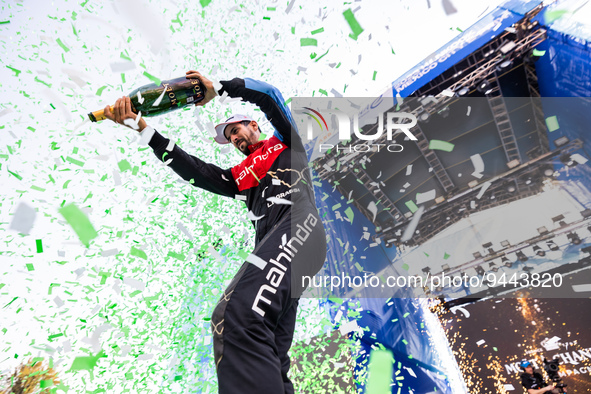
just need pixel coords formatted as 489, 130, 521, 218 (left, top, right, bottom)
213, 114, 255, 144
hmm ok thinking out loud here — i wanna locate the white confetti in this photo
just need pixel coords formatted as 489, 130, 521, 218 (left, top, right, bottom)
247, 211, 265, 221
572, 284, 591, 292
137, 90, 145, 104
476, 181, 492, 199
339, 320, 360, 335
401, 206, 425, 242
470, 153, 485, 178
466, 105, 472, 116
101, 248, 118, 257
53, 296, 64, 308
9, 202, 37, 235
110, 61, 136, 73
441, 89, 454, 97
267, 197, 293, 205
404, 367, 417, 378
113, 170, 121, 186
476, 339, 486, 346
571, 153, 588, 164
123, 277, 145, 291
367, 201, 378, 222
235, 194, 247, 201
416, 189, 436, 204
272, 178, 281, 185
406, 165, 413, 175
246, 253, 268, 270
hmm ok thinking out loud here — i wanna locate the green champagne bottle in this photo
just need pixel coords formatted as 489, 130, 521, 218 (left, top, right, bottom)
88, 76, 206, 122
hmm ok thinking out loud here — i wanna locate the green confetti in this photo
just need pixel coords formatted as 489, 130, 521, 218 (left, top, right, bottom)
0, 20, 10, 24
405, 200, 418, 213
40, 380, 54, 389
532, 49, 546, 57
443, 252, 450, 260
199, 0, 212, 7
544, 9, 570, 24
343, 9, 363, 40
65, 156, 84, 167
428, 139, 455, 152
36, 239, 43, 253
26, 263, 34, 272
401, 263, 409, 271
365, 349, 393, 394
546, 115, 559, 132
372, 71, 377, 81
300, 38, 317, 47
58, 203, 98, 247
143, 71, 161, 86
69, 350, 105, 372
31, 185, 46, 192
7, 169, 22, 180
96, 86, 107, 96
118, 159, 132, 172
35, 76, 52, 88
6, 65, 21, 76
344, 207, 354, 223
237, 250, 249, 260
167, 251, 186, 261
311, 27, 324, 35
56, 38, 70, 52
130, 246, 147, 260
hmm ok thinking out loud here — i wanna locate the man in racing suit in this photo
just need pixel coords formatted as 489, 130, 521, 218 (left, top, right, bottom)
104, 70, 327, 394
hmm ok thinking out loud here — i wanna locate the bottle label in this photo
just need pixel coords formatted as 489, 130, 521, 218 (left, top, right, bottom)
165, 84, 179, 107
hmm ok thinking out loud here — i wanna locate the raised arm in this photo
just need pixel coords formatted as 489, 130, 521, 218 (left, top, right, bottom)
146, 127, 239, 198
218, 78, 302, 150
104, 96, 239, 198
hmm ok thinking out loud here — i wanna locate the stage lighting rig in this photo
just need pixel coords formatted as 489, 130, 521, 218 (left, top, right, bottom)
477, 79, 493, 95
531, 245, 545, 257
516, 250, 528, 262
567, 232, 582, 245
475, 265, 486, 276
546, 240, 560, 251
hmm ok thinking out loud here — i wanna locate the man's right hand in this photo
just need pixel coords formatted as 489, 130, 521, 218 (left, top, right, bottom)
104, 96, 147, 132
186, 70, 218, 107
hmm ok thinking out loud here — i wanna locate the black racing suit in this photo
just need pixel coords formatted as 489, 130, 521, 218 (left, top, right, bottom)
521, 371, 548, 392
145, 77, 327, 393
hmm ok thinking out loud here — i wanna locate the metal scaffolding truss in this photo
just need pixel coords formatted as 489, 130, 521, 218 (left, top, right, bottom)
485, 73, 523, 164
412, 123, 456, 193
524, 60, 551, 157
374, 139, 583, 248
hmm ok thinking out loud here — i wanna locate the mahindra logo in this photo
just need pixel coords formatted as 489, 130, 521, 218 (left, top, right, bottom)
298, 108, 418, 153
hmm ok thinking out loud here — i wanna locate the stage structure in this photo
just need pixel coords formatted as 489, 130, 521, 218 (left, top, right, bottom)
306, 0, 591, 392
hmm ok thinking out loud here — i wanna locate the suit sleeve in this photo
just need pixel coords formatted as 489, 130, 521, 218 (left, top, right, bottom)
147, 128, 239, 198
218, 78, 305, 151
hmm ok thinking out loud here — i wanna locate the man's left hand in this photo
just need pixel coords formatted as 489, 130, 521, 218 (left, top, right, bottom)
186, 70, 218, 107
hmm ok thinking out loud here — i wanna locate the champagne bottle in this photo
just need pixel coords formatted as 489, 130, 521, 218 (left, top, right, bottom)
88, 76, 206, 122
